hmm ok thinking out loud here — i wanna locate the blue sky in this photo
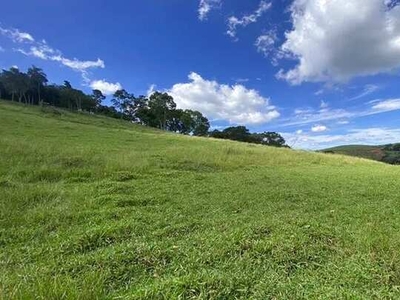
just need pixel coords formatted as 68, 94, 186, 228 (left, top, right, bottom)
1, 0, 400, 149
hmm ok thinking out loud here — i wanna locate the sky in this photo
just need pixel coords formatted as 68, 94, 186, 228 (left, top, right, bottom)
1, 0, 400, 149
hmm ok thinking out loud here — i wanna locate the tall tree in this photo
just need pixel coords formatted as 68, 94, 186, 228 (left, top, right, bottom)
91, 89, 106, 108
2, 67, 22, 102
112, 89, 131, 118
148, 92, 176, 130
27, 66, 48, 105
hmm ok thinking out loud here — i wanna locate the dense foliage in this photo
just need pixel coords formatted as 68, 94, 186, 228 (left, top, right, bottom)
0, 65, 287, 146
210, 126, 288, 147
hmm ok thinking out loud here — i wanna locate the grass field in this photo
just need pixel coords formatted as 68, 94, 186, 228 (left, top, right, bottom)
2, 101, 400, 299
321, 145, 385, 161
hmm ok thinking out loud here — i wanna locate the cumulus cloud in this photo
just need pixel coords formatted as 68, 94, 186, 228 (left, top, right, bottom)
90, 80, 122, 96
227, 1, 271, 40
283, 127, 400, 150
168, 72, 280, 125
0, 26, 34, 43
198, 0, 221, 21
278, 0, 400, 84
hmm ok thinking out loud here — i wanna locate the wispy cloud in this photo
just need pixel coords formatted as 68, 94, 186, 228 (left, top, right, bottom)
147, 84, 157, 97
281, 98, 400, 127
348, 84, 379, 101
0, 46, 4, 52
0, 26, 34, 43
371, 98, 400, 112
283, 128, 400, 150
255, 31, 278, 62
16, 41, 104, 73
227, 1, 271, 40
1, 25, 118, 93
198, 0, 221, 21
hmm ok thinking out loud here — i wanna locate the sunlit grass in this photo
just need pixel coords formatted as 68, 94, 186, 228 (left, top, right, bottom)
1, 101, 400, 299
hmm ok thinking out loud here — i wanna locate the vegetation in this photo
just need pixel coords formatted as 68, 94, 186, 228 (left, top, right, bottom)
0, 65, 287, 147
2, 101, 400, 299
322, 144, 400, 165
210, 126, 288, 147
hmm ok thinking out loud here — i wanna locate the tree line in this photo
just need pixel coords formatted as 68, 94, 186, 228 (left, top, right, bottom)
0, 65, 287, 147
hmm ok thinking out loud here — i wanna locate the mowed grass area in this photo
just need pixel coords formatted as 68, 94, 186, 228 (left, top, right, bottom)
2, 101, 400, 299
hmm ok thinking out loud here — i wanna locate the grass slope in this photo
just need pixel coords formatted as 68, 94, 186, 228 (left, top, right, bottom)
2, 101, 400, 299
321, 145, 385, 161
322, 144, 400, 164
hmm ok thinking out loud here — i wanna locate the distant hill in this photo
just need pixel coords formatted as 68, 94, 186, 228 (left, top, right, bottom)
321, 144, 400, 164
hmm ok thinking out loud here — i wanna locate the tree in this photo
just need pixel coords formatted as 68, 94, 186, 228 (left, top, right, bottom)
220, 126, 252, 142
112, 89, 132, 118
91, 89, 106, 108
148, 92, 176, 130
254, 132, 287, 147
188, 110, 210, 136
27, 66, 48, 105
63, 81, 72, 89
2, 67, 27, 102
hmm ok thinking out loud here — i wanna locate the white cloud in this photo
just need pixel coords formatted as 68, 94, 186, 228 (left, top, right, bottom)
147, 84, 157, 97
17, 42, 104, 72
278, 0, 400, 84
0, 46, 4, 52
311, 125, 328, 132
237, 78, 250, 83
320, 100, 328, 109
0, 26, 34, 43
227, 1, 272, 40
90, 80, 122, 96
255, 31, 277, 60
283, 128, 400, 150
348, 84, 380, 101
283, 98, 400, 127
371, 98, 400, 111
168, 72, 280, 125
198, 0, 221, 21
4, 25, 113, 92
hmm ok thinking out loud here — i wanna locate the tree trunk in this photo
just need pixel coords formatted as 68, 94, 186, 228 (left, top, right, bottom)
37, 83, 41, 105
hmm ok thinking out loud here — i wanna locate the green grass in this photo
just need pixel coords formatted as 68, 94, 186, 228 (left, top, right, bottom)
2, 101, 400, 299
322, 145, 389, 162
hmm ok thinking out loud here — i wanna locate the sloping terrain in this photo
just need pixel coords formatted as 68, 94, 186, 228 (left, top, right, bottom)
2, 101, 400, 299
322, 144, 400, 164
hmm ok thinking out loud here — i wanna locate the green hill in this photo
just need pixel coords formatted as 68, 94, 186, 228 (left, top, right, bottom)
322, 144, 400, 164
2, 101, 400, 299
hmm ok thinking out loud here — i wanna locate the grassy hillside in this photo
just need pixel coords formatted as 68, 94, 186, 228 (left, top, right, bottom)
322, 144, 400, 164
2, 101, 400, 299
